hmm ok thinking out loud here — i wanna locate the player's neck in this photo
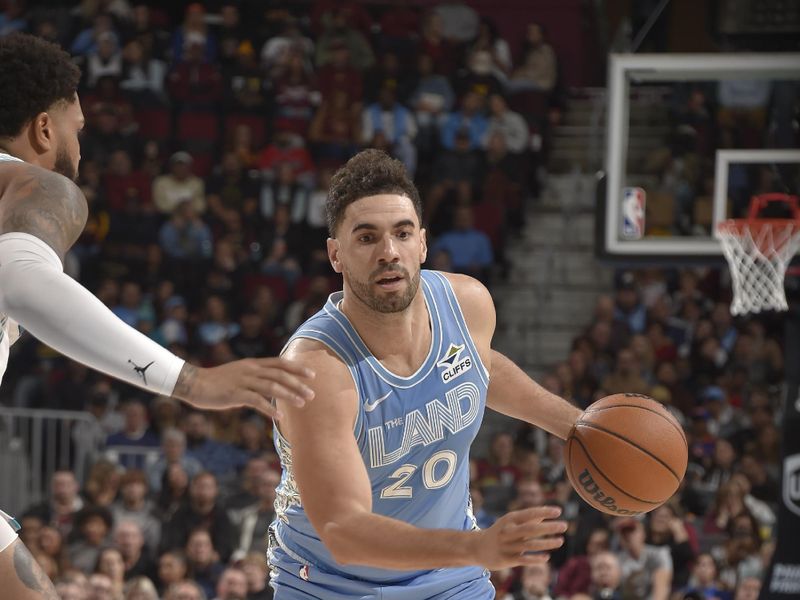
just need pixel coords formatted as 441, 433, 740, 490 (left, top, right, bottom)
340, 290, 431, 375
0, 139, 41, 166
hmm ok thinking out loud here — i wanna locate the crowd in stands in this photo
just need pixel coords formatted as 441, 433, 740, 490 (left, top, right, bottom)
0, 2, 789, 600
638, 74, 798, 237
479, 267, 783, 600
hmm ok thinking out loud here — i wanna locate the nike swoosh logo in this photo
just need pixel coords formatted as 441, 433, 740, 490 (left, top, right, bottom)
364, 391, 392, 412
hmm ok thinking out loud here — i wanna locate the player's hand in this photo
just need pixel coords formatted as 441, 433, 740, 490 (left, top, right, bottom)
173, 358, 315, 418
472, 506, 567, 570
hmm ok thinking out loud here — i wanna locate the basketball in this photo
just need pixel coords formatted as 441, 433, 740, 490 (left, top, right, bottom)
565, 393, 688, 516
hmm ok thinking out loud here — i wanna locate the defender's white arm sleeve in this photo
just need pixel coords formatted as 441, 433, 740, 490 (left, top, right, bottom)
0, 233, 185, 396
0, 510, 17, 553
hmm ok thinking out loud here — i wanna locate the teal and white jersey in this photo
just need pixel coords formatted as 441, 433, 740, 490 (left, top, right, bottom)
269, 270, 493, 599
0, 153, 25, 386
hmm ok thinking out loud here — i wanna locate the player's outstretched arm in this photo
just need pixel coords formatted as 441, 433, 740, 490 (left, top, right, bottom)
279, 338, 567, 571
0, 538, 58, 600
0, 162, 314, 417
444, 272, 582, 439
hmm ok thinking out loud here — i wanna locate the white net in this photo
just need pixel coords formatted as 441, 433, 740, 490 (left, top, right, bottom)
718, 220, 800, 315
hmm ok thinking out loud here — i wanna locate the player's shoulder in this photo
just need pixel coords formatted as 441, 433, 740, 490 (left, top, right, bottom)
437, 271, 493, 309
284, 337, 352, 379
0, 159, 82, 201
436, 271, 496, 339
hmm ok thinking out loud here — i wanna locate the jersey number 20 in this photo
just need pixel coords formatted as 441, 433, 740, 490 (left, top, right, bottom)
380, 450, 457, 499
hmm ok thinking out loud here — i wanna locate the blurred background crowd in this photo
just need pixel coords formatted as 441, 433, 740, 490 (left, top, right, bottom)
0, 1, 793, 599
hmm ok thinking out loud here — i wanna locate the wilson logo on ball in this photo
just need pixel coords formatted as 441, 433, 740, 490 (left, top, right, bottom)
578, 469, 639, 516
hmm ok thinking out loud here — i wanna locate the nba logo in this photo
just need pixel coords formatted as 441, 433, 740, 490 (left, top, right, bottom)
621, 187, 646, 240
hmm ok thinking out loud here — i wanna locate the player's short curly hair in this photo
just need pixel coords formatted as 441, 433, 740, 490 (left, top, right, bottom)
326, 149, 422, 237
0, 33, 81, 138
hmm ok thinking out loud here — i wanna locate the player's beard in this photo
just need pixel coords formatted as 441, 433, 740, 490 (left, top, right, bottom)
53, 142, 78, 181
346, 263, 420, 314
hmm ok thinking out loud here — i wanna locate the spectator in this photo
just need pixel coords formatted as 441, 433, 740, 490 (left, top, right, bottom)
308, 89, 361, 163
153, 152, 206, 215
170, 3, 217, 64
429, 205, 494, 282
206, 152, 259, 227
270, 49, 320, 137
161, 472, 238, 563
56, 576, 88, 600
119, 39, 167, 105
164, 580, 207, 600
212, 567, 248, 600
159, 200, 214, 261
615, 517, 673, 600
257, 131, 315, 186
588, 550, 624, 599
469, 17, 513, 79
361, 84, 418, 176
149, 427, 205, 494
239, 552, 272, 600
83, 460, 122, 508
95, 546, 126, 599
260, 15, 314, 74
418, 12, 456, 75
258, 162, 310, 223
68, 506, 114, 574
508, 477, 546, 511
681, 553, 730, 600
475, 432, 519, 512
123, 576, 159, 600
440, 91, 489, 151
710, 511, 764, 591
197, 295, 240, 347
183, 528, 225, 599
733, 576, 761, 600
113, 520, 156, 582
509, 22, 557, 93
230, 469, 280, 559
225, 457, 271, 511
645, 501, 698, 590
315, 10, 374, 71
105, 399, 160, 470
167, 33, 224, 107
111, 472, 161, 553
502, 563, 552, 599
600, 348, 651, 396
0, 0, 27, 37
71, 13, 118, 57
87, 572, 117, 600
86, 32, 123, 88
157, 551, 189, 595
316, 38, 363, 105
486, 94, 529, 154
424, 128, 483, 229
554, 527, 611, 597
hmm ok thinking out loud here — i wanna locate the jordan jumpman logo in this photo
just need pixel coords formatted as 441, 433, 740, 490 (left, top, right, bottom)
128, 360, 155, 386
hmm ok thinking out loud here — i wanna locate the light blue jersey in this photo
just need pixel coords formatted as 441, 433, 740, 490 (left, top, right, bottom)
269, 270, 494, 599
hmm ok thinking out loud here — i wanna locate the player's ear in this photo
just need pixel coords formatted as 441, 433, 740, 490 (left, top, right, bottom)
419, 227, 428, 264
30, 112, 55, 153
327, 238, 342, 273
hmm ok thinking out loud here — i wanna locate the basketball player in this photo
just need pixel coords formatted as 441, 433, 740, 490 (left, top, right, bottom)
269, 149, 584, 598
0, 34, 314, 599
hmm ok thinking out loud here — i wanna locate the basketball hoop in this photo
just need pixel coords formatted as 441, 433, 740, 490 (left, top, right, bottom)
717, 193, 800, 316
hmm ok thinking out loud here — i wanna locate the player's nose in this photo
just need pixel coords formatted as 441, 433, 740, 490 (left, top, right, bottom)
377, 233, 400, 262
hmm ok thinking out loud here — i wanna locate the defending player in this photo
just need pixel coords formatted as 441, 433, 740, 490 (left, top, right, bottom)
0, 33, 314, 599
270, 149, 583, 598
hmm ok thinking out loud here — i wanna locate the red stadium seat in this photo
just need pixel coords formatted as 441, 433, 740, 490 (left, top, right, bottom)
224, 113, 268, 149
135, 107, 171, 140
176, 111, 220, 144
243, 273, 290, 304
